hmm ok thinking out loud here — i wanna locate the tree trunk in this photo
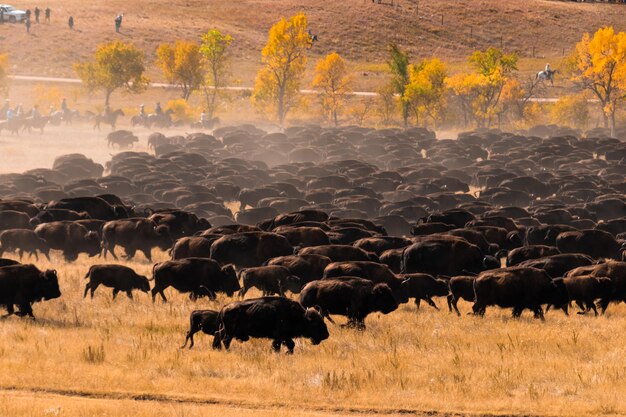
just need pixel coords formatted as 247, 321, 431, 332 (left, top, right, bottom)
610, 110, 616, 138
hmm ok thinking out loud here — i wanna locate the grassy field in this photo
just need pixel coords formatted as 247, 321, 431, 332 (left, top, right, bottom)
0, 249, 625, 417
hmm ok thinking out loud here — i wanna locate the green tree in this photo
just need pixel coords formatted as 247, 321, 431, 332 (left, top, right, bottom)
387, 44, 410, 126
156, 40, 204, 100
200, 29, 233, 118
74, 41, 149, 106
252, 13, 311, 125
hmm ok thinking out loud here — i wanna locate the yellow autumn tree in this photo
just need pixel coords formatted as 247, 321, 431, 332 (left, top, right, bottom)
403, 58, 447, 128
0, 53, 8, 97
550, 93, 590, 129
446, 72, 485, 128
156, 41, 205, 100
313, 52, 353, 126
74, 41, 149, 106
448, 48, 518, 128
252, 13, 311, 125
569, 26, 626, 136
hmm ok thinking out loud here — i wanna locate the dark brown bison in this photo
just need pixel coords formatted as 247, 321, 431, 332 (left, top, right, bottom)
506, 245, 560, 267
29, 209, 90, 226
323, 261, 408, 303
401, 237, 499, 276
517, 253, 596, 279
556, 229, 623, 260
273, 226, 330, 248
181, 309, 219, 349
565, 261, 626, 313
352, 236, 412, 256
472, 267, 568, 319
299, 277, 398, 329
0, 210, 32, 231
102, 218, 172, 261
560, 275, 614, 316
238, 265, 302, 297
0, 258, 20, 267
151, 257, 240, 302
46, 197, 129, 221
212, 297, 329, 353
210, 231, 293, 268
34, 221, 101, 261
170, 236, 215, 259
83, 264, 150, 300
298, 245, 378, 263
266, 254, 332, 284
446, 275, 476, 316
399, 273, 449, 309
0, 229, 50, 261
149, 210, 211, 240
0, 264, 61, 317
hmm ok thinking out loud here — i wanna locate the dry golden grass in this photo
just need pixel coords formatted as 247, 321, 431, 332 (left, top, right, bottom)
1, 248, 625, 416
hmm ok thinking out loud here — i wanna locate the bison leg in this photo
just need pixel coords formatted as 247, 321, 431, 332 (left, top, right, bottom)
221, 334, 233, 350
238, 285, 248, 299
587, 301, 598, 316
449, 296, 461, 317
598, 299, 610, 315
126, 290, 134, 300
124, 248, 137, 259
90, 283, 100, 299
151, 287, 168, 303
472, 302, 486, 317
141, 248, 152, 262
18, 249, 24, 260
424, 297, 439, 310
83, 283, 91, 299
414, 299, 421, 309
271, 339, 282, 352
112, 289, 119, 300
283, 339, 295, 354
532, 306, 545, 321
16, 303, 33, 318
4, 303, 15, 316
43, 250, 51, 261
32, 250, 39, 262
575, 300, 586, 313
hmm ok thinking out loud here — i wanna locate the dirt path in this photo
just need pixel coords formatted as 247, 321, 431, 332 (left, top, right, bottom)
0, 385, 534, 417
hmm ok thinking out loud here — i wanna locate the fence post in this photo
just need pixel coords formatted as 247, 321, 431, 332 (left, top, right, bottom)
441, 14, 444, 25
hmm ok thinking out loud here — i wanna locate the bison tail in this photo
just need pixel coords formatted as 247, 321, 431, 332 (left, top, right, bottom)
149, 263, 158, 281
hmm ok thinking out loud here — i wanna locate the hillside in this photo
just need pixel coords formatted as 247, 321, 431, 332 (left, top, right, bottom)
2, 0, 626, 85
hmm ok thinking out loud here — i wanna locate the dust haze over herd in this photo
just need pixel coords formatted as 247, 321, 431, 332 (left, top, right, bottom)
1, 1, 626, 417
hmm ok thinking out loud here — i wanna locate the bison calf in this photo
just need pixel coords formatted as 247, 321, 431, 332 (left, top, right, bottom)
399, 273, 449, 310
446, 276, 476, 316
181, 309, 219, 349
0, 229, 50, 261
239, 266, 301, 298
561, 275, 614, 316
84, 264, 150, 300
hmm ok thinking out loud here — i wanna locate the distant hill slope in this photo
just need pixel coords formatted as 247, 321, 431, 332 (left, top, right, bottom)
2, 0, 626, 82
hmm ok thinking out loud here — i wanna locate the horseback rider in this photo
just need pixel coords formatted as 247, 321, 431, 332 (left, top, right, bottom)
61, 98, 68, 112
200, 110, 207, 125
31, 105, 41, 119
15, 104, 23, 117
6, 108, 14, 121
155, 102, 163, 115
139, 104, 145, 116
545, 63, 551, 74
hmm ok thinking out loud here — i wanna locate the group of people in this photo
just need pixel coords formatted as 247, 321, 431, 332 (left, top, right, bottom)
0, 98, 68, 121
8, 6, 51, 33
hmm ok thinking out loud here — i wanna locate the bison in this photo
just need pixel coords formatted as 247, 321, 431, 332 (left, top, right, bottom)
0, 264, 61, 317
212, 297, 329, 353
0, 229, 50, 261
238, 266, 302, 297
151, 257, 240, 302
299, 277, 398, 329
181, 309, 220, 349
210, 232, 293, 268
102, 218, 172, 261
83, 264, 150, 300
34, 221, 101, 262
472, 267, 568, 319
399, 273, 449, 310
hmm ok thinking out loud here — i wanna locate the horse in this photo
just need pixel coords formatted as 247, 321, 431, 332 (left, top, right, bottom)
130, 113, 147, 127
190, 117, 220, 130
145, 109, 174, 129
93, 109, 125, 131
536, 69, 558, 86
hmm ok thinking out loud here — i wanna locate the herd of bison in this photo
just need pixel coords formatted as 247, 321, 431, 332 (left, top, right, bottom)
0, 123, 625, 353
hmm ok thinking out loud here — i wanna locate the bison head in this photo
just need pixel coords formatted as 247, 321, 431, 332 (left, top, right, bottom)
281, 275, 303, 294
84, 231, 102, 257
370, 283, 398, 314
220, 264, 241, 296
549, 278, 570, 310
304, 307, 329, 345
482, 255, 501, 271
135, 275, 151, 293
155, 225, 173, 250
38, 269, 62, 301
